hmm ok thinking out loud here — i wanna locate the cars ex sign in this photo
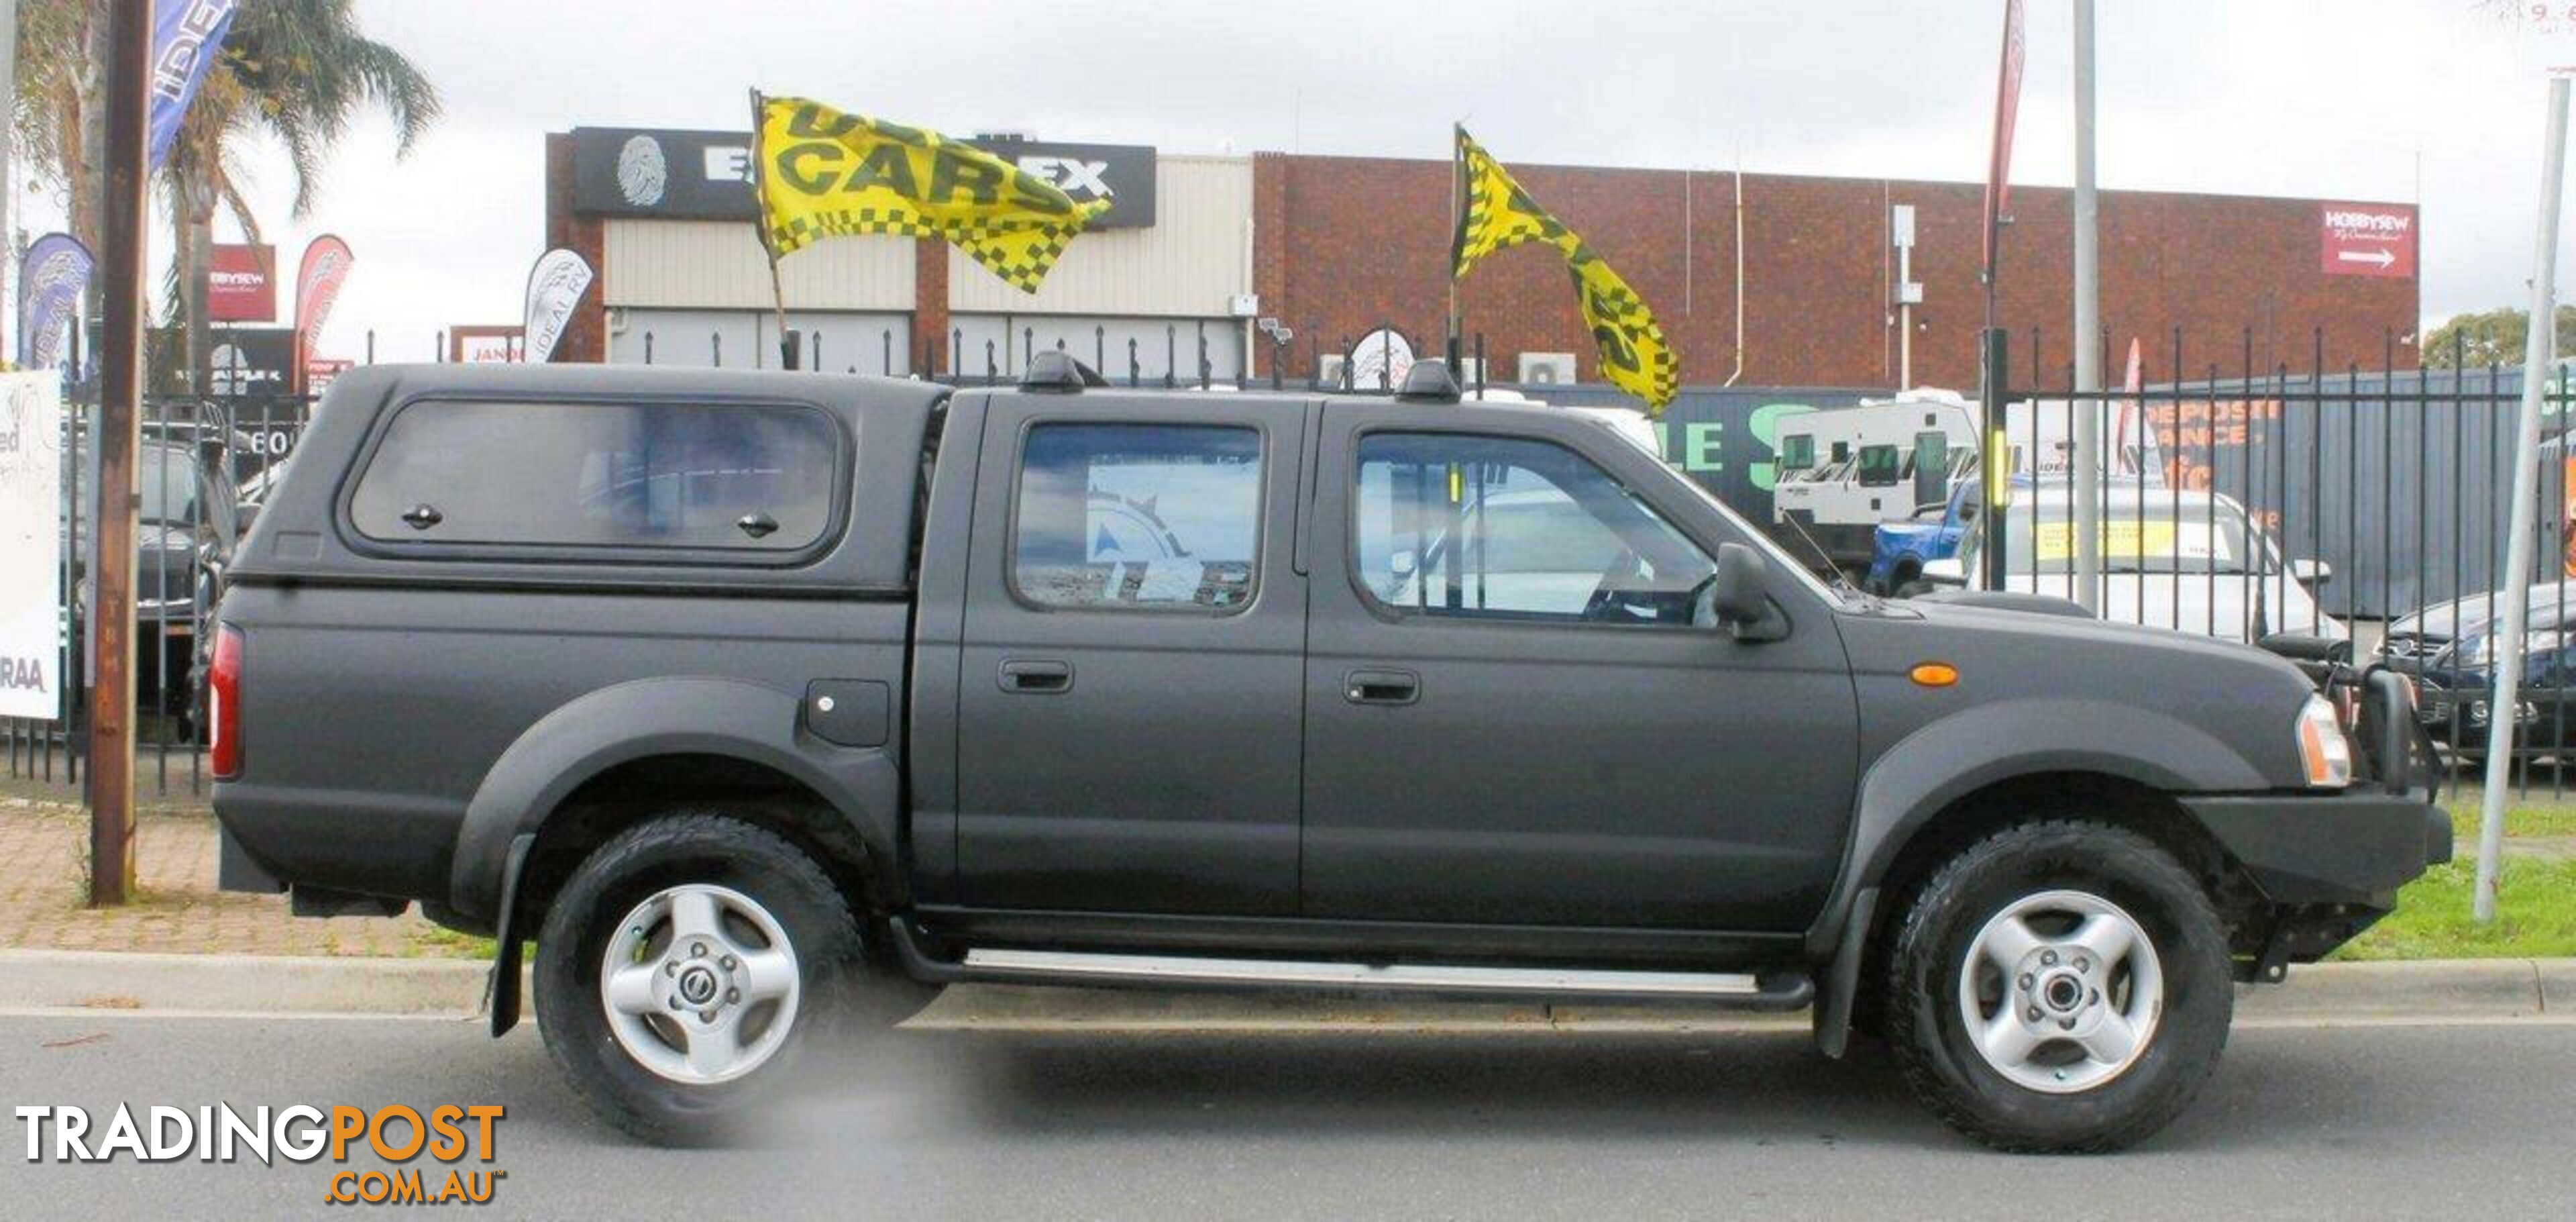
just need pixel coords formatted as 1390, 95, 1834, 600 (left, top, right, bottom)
0, 373, 64, 719
572, 127, 1156, 227
2318, 203, 2415, 279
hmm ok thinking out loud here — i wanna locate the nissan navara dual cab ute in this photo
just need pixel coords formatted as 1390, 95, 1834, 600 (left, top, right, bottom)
210, 359, 2447, 1152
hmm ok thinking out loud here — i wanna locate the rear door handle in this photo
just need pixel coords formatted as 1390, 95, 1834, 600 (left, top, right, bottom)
998, 658, 1074, 694
1344, 668, 1419, 706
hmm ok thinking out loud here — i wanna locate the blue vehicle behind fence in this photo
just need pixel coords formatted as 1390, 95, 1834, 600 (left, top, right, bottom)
1868, 476, 1990, 594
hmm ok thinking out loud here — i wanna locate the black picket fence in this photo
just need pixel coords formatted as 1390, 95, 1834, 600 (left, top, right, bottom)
617, 319, 1478, 394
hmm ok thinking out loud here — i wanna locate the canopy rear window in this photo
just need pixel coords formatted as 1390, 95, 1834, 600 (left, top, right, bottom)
349, 399, 843, 556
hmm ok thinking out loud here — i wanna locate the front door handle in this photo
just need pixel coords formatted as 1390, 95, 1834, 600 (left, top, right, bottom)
998, 658, 1074, 694
1343, 668, 1420, 706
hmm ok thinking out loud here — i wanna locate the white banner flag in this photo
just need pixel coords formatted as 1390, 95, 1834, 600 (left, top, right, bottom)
0, 374, 66, 720
521, 248, 595, 364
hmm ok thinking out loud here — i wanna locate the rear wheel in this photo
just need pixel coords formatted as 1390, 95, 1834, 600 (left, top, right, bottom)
1884, 819, 2231, 1153
535, 813, 865, 1145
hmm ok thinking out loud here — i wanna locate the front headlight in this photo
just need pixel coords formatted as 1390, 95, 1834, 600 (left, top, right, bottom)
2459, 629, 2562, 670
2295, 694, 2353, 789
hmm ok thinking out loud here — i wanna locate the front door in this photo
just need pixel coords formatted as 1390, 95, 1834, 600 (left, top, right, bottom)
955, 394, 1306, 915
1301, 409, 1860, 931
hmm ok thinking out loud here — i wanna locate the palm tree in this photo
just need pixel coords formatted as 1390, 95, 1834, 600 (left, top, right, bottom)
13, 1, 439, 386
13, 1, 110, 262
166, 0, 441, 388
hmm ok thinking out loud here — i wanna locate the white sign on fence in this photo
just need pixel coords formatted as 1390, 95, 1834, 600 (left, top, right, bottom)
0, 373, 65, 721
2522, 5, 2576, 80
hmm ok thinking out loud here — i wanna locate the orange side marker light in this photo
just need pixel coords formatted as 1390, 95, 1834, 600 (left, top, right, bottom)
1910, 662, 1960, 689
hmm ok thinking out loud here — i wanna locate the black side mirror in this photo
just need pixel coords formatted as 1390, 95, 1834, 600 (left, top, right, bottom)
1697, 543, 1788, 642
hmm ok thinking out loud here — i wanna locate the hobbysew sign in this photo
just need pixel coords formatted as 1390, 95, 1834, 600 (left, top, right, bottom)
2318, 203, 2415, 279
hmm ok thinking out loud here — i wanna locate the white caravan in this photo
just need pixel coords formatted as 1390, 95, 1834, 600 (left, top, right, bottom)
1772, 388, 2165, 567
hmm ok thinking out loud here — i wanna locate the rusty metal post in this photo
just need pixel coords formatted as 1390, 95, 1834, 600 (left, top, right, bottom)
89, 0, 154, 907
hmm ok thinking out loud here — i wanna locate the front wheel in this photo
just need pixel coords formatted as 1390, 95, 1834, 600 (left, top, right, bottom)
535, 813, 865, 1145
1884, 819, 2231, 1153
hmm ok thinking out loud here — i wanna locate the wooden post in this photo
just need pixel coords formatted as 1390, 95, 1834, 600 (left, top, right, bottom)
89, 0, 154, 907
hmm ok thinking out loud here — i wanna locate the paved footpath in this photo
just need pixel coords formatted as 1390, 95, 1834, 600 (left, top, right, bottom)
0, 1014, 2567, 1219
0, 787, 467, 959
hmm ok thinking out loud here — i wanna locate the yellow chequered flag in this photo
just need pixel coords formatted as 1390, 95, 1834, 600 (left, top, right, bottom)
755, 96, 1109, 293
1452, 127, 1680, 411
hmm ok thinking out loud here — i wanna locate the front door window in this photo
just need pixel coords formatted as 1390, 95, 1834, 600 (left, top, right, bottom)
1353, 433, 1714, 626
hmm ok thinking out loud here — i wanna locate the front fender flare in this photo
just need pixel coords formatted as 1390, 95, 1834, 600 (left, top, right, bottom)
1805, 697, 2269, 1056
445, 676, 904, 927
1810, 697, 2269, 957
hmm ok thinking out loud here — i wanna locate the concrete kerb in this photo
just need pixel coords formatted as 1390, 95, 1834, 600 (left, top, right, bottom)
5, 950, 511, 1019
0, 949, 2561, 1027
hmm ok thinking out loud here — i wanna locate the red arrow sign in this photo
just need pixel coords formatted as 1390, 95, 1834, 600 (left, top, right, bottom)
2319, 203, 2415, 279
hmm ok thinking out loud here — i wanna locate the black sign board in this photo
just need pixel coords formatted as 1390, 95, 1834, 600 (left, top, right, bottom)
570, 127, 1157, 227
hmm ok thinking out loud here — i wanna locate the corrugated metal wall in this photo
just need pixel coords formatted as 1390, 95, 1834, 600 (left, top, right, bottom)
602, 218, 914, 311
605, 307, 914, 372
947, 156, 1253, 317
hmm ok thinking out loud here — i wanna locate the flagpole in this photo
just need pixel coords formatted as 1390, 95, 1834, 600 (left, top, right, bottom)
748, 89, 797, 370
1446, 122, 1464, 374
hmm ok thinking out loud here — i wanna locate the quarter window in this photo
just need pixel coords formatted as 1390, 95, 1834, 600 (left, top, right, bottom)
1354, 433, 1715, 625
351, 399, 839, 552
1012, 423, 1263, 611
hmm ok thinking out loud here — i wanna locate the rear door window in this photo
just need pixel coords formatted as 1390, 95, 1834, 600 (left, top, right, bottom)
350, 399, 841, 554
1011, 422, 1263, 612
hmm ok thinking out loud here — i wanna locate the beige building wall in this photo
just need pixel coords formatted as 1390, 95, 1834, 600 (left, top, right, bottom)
947, 155, 1253, 317
601, 217, 914, 311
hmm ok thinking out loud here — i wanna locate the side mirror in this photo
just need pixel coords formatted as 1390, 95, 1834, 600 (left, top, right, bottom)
1697, 543, 1788, 641
2290, 558, 2332, 587
1922, 556, 1969, 588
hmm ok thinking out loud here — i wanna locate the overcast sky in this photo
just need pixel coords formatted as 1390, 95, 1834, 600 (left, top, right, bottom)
27, 0, 2565, 356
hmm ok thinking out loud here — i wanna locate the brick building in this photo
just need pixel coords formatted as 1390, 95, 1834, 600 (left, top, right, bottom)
546, 127, 2419, 392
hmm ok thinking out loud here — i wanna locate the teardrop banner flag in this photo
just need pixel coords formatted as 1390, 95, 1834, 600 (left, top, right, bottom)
292, 235, 355, 389
149, 0, 242, 170
521, 249, 595, 364
17, 234, 95, 372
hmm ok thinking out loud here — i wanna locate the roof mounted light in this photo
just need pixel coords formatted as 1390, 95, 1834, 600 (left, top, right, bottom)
1018, 350, 1107, 393
1395, 359, 1460, 403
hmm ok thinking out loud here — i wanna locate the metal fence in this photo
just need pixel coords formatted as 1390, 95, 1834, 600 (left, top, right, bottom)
19, 322, 2576, 801
1998, 327, 2576, 799
3, 391, 313, 797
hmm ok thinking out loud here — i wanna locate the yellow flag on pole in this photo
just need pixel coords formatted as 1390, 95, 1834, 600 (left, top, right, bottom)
753, 96, 1109, 293
1452, 128, 1680, 410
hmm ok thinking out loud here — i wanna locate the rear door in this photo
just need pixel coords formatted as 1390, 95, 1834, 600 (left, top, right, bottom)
953, 392, 1307, 915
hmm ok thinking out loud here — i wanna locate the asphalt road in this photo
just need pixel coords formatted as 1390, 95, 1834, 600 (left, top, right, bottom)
0, 1013, 2567, 1220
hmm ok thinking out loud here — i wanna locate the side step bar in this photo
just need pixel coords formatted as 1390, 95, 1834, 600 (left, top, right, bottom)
904, 939, 1811, 1008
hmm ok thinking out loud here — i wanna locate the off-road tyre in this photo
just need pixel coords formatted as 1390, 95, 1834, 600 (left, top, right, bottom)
535, 813, 865, 1146
1884, 819, 2232, 1153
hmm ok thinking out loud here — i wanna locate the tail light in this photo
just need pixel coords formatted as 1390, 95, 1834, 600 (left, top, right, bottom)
209, 624, 244, 780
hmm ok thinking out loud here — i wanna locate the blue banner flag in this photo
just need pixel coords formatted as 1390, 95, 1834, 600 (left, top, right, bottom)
17, 234, 95, 372
148, 0, 241, 170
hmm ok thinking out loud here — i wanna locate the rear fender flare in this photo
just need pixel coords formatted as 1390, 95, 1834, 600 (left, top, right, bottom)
446, 676, 902, 927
